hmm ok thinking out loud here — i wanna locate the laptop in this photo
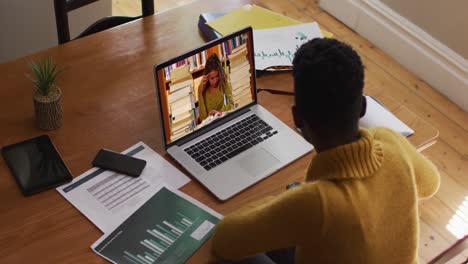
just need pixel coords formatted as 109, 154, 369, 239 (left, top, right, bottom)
153, 27, 312, 201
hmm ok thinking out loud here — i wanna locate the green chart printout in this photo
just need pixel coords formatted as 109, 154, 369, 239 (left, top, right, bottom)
92, 186, 222, 264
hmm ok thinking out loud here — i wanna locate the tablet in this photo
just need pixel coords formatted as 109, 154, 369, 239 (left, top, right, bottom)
1, 135, 73, 196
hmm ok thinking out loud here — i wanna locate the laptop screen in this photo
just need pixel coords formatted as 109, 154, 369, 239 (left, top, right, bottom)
154, 28, 256, 147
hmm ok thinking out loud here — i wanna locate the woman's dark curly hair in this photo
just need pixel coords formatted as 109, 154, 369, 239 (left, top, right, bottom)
293, 38, 365, 131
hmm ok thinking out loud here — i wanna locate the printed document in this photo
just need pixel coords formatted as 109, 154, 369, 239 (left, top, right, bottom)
92, 185, 222, 264
57, 142, 190, 233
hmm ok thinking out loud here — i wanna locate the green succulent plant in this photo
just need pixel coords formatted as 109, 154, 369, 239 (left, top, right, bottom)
26, 57, 64, 96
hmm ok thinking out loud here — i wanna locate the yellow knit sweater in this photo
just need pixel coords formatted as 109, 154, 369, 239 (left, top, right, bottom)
212, 128, 440, 263
198, 81, 232, 121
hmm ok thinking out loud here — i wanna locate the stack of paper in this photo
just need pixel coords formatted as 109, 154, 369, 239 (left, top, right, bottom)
92, 186, 222, 264
204, 5, 327, 71
57, 142, 222, 263
206, 4, 333, 37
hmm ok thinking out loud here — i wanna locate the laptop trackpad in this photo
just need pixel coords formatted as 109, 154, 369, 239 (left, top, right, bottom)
238, 148, 279, 177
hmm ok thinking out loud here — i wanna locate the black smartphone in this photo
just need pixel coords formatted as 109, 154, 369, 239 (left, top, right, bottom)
92, 149, 147, 177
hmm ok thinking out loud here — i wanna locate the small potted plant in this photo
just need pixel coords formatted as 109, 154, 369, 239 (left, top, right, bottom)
26, 57, 64, 130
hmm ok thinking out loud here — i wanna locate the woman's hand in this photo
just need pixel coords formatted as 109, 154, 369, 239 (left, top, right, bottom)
199, 75, 208, 94
209, 110, 223, 117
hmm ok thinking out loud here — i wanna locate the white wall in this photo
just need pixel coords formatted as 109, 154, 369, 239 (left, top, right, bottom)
381, 0, 468, 60
320, 0, 468, 111
0, 0, 111, 64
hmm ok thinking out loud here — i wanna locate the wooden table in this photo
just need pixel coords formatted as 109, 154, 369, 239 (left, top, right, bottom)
0, 0, 438, 263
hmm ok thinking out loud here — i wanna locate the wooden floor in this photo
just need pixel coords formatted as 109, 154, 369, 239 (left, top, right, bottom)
113, 0, 468, 263
112, 0, 196, 15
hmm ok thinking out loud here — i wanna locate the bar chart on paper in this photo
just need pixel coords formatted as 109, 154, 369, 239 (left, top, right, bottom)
92, 187, 221, 264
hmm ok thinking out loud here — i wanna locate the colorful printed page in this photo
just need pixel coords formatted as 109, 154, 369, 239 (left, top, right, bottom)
253, 22, 324, 70
206, 4, 333, 38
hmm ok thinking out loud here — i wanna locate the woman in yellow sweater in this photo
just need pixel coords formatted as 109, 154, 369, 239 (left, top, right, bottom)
198, 53, 233, 122
212, 39, 440, 263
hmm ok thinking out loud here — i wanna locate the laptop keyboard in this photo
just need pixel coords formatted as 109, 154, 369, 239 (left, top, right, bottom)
184, 115, 278, 171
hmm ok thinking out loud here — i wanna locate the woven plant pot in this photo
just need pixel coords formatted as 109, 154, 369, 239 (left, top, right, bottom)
33, 87, 63, 130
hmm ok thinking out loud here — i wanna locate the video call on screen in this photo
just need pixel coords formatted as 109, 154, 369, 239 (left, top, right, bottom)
158, 32, 254, 144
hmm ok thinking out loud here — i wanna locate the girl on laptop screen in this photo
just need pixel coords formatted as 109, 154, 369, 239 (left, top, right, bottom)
197, 53, 233, 123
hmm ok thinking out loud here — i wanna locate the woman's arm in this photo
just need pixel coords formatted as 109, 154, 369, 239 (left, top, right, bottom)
383, 128, 440, 199
212, 185, 324, 260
